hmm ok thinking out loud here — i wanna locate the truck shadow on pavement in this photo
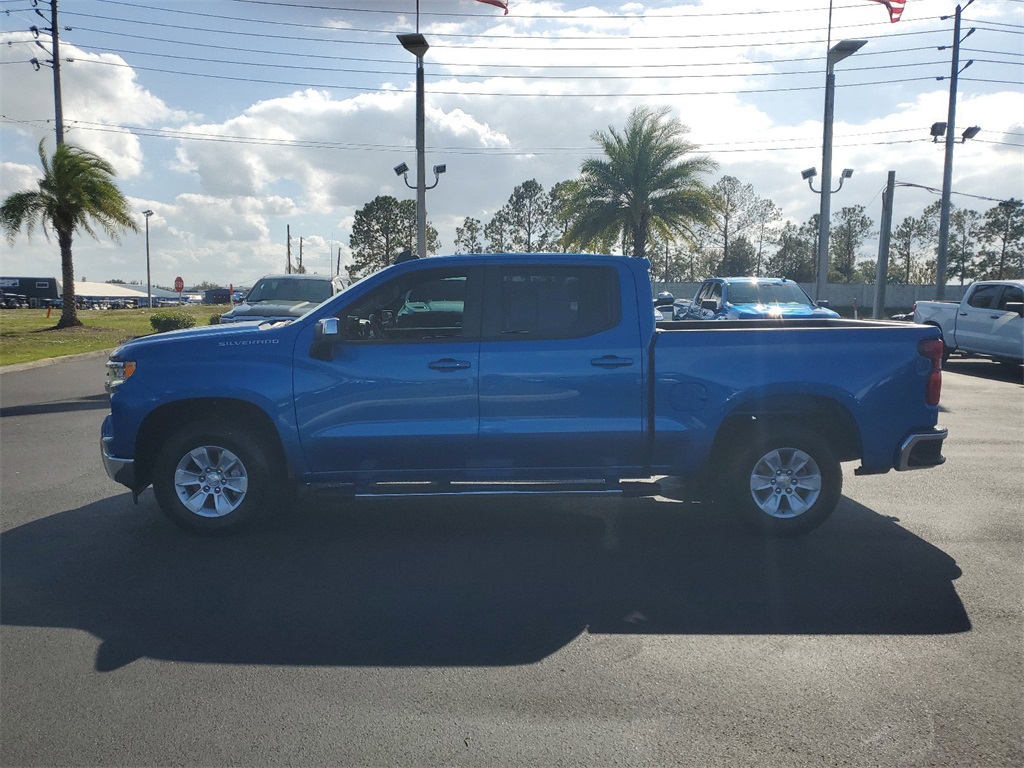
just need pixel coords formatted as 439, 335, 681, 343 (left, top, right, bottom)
0, 493, 970, 672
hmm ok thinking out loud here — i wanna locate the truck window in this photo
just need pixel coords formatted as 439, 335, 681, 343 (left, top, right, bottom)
496, 266, 620, 339
997, 285, 1023, 311
967, 284, 1001, 309
341, 270, 471, 342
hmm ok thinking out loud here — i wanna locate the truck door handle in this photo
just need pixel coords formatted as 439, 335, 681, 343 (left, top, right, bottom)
428, 358, 471, 372
591, 355, 634, 369
959, 312, 967, 316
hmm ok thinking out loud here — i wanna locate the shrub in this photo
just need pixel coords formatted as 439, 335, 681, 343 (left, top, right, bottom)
209, 314, 222, 325
150, 311, 197, 333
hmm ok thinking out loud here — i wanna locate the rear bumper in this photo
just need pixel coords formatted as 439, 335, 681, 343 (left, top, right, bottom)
896, 427, 947, 471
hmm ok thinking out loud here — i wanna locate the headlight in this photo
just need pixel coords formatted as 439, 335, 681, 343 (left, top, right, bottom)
105, 359, 136, 393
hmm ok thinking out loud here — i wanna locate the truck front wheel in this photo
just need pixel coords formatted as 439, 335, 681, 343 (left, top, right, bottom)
726, 428, 842, 536
153, 421, 273, 533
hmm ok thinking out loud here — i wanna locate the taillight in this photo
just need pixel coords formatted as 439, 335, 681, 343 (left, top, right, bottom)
919, 338, 943, 406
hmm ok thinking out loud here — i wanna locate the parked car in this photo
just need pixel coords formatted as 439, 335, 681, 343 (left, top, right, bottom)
102, 253, 946, 537
218, 274, 349, 324
914, 280, 1024, 364
680, 277, 840, 320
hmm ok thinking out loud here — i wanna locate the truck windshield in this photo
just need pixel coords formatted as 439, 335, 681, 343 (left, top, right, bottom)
729, 282, 814, 306
246, 278, 332, 304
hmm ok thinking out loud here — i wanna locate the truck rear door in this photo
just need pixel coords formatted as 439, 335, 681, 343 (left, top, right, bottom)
476, 262, 646, 473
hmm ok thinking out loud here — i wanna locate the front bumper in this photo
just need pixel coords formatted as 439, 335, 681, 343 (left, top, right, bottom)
100, 415, 135, 488
896, 427, 948, 471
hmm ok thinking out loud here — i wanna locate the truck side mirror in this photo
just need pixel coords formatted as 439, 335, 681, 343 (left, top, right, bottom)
311, 317, 341, 361
816, 300, 830, 308
1004, 301, 1024, 317
701, 299, 718, 311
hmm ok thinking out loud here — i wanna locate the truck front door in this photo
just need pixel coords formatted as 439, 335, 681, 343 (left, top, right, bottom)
477, 263, 645, 473
293, 266, 483, 477
956, 283, 1021, 357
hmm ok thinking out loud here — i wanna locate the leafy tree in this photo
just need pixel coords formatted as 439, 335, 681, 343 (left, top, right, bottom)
948, 207, 983, 285
454, 217, 483, 254
484, 208, 513, 253
750, 198, 782, 275
349, 196, 438, 277
192, 281, 224, 291
497, 179, 553, 252
564, 105, 717, 259
649, 235, 694, 281
547, 180, 581, 252
703, 175, 758, 273
828, 205, 873, 283
1, 140, 138, 328
977, 199, 1024, 279
890, 215, 929, 285
765, 219, 816, 283
718, 234, 757, 276
854, 259, 878, 284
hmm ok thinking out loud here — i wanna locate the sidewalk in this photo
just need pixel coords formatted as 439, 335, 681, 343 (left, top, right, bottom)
0, 348, 114, 375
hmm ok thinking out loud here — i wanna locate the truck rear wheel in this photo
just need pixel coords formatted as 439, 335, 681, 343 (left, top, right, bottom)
152, 421, 274, 533
725, 427, 842, 536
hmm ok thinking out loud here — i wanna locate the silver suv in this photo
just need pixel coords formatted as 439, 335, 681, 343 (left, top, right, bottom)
218, 274, 350, 324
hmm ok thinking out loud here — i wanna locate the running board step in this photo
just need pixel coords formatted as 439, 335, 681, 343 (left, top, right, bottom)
305, 480, 662, 499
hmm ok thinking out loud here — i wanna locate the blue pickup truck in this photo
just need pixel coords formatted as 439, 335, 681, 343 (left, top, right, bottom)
681, 277, 841, 320
101, 254, 946, 536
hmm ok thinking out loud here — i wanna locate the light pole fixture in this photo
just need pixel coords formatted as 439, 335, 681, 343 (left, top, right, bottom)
813, 38, 866, 302
397, 31, 433, 260
143, 209, 154, 309
802, 167, 854, 193
961, 125, 980, 143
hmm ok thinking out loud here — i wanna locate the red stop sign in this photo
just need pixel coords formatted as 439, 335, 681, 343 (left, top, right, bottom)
174, 276, 184, 292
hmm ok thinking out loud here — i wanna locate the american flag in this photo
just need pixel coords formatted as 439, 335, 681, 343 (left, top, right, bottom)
868, 0, 906, 23
475, 0, 509, 15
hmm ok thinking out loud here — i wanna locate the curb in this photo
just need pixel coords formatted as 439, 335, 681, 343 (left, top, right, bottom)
0, 348, 114, 375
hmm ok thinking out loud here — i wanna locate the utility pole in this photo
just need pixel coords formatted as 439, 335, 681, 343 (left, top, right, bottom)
298, 237, 304, 273
935, 0, 976, 300
47, 0, 64, 144
286, 225, 292, 274
873, 171, 896, 319
29, 0, 66, 145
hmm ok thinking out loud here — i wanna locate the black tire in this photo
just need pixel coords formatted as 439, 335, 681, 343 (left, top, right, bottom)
724, 427, 842, 536
152, 420, 276, 533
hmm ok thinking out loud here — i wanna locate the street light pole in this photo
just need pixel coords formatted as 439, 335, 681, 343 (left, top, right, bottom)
935, 0, 976, 300
397, 32, 431, 260
414, 53, 426, 259
815, 39, 866, 303
143, 210, 153, 308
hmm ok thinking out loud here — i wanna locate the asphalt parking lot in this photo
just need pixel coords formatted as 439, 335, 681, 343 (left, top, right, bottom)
0, 354, 1021, 767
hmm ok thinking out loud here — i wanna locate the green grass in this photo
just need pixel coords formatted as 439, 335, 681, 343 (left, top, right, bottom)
0, 305, 224, 367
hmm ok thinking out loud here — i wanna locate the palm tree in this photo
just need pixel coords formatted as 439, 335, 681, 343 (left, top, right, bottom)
1, 140, 138, 328
565, 106, 717, 260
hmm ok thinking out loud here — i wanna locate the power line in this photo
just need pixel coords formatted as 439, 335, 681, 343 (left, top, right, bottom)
10, 39, 962, 82
7, 115, 1004, 158
63, 56, 948, 97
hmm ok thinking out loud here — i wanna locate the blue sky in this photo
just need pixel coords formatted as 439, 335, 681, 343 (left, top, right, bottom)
1, 0, 1021, 288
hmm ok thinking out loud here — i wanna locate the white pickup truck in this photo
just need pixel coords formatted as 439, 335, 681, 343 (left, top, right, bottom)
914, 280, 1024, 365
